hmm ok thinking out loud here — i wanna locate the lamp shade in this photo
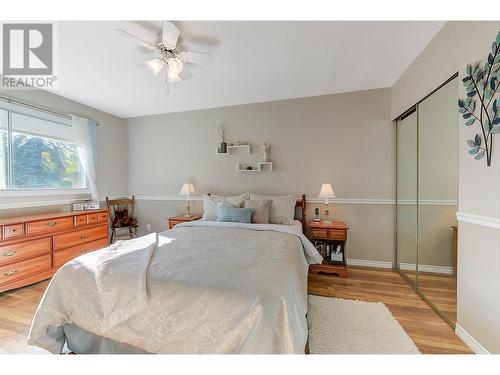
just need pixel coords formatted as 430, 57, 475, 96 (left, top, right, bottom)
179, 183, 195, 196
145, 58, 164, 76
318, 183, 336, 199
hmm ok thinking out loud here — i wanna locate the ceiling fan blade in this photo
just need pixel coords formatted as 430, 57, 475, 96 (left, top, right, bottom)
179, 51, 212, 65
178, 64, 192, 81
162, 21, 180, 48
117, 29, 157, 51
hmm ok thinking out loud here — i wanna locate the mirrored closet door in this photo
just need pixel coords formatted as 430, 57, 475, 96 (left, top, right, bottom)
396, 75, 458, 326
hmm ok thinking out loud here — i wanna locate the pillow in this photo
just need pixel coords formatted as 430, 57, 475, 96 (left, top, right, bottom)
244, 199, 272, 224
201, 193, 249, 221
249, 194, 296, 224
217, 206, 255, 223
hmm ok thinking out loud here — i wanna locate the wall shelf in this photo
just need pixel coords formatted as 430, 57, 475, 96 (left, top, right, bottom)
216, 144, 251, 155
237, 162, 273, 172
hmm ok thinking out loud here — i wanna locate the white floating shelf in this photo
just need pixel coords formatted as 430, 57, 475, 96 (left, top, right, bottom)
237, 162, 273, 172
216, 144, 251, 155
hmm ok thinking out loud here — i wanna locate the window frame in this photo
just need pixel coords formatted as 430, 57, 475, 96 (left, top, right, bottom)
0, 101, 90, 197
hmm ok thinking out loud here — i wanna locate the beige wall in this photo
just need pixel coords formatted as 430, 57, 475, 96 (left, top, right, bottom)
392, 21, 500, 353
127, 88, 396, 263
0, 89, 129, 216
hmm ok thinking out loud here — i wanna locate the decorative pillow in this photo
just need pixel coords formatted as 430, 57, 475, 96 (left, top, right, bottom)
249, 194, 296, 225
244, 199, 272, 224
217, 206, 255, 223
201, 193, 249, 221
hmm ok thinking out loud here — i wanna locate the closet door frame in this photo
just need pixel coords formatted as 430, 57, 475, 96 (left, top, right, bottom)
394, 72, 458, 328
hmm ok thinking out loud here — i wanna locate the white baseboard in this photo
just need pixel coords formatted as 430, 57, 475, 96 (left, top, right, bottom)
398, 262, 453, 275
455, 323, 490, 354
347, 258, 393, 269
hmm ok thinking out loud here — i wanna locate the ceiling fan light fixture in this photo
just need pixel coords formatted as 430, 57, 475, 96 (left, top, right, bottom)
167, 71, 181, 83
166, 57, 184, 75
145, 58, 164, 76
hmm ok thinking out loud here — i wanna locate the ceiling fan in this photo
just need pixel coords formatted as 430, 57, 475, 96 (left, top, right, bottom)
117, 21, 212, 87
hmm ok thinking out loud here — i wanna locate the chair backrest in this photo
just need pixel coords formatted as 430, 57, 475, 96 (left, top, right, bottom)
106, 195, 136, 222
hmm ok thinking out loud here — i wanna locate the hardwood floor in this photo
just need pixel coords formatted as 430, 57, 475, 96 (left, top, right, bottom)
0, 280, 49, 354
309, 267, 470, 354
402, 270, 457, 324
0, 267, 471, 354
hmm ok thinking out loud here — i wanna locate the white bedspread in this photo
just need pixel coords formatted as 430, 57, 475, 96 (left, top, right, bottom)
28, 222, 321, 354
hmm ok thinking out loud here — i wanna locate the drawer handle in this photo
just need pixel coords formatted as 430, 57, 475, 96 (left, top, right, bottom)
47, 221, 57, 227
3, 270, 17, 276
2, 250, 17, 257
80, 234, 89, 239
12, 228, 18, 232
80, 249, 88, 254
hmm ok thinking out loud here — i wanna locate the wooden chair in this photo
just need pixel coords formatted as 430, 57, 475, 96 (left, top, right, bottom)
106, 196, 138, 243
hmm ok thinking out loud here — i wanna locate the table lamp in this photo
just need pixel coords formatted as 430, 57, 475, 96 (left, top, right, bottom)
179, 183, 196, 217
318, 183, 336, 224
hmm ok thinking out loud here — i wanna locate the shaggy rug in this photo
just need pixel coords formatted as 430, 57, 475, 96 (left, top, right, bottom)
307, 295, 420, 354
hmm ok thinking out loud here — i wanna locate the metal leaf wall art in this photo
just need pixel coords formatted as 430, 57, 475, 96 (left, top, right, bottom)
458, 30, 500, 166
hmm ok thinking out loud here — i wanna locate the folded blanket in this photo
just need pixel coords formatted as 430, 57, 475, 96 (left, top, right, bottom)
95, 233, 158, 329
27, 233, 158, 352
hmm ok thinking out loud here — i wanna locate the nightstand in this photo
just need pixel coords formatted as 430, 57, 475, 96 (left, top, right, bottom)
308, 220, 349, 278
167, 215, 202, 229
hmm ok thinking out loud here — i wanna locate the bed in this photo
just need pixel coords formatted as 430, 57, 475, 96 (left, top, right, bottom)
27, 194, 322, 354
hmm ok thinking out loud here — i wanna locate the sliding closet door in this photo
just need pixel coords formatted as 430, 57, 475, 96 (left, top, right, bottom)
417, 77, 458, 324
396, 110, 418, 285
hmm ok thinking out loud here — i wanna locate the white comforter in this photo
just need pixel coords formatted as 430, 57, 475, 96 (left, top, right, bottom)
28, 221, 322, 354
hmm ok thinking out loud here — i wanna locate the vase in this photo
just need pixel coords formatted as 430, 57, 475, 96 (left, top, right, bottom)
263, 149, 270, 162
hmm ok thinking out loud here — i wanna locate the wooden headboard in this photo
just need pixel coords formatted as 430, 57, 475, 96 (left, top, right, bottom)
295, 194, 307, 234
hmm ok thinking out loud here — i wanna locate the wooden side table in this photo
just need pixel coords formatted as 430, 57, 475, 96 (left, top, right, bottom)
167, 215, 202, 229
308, 220, 349, 278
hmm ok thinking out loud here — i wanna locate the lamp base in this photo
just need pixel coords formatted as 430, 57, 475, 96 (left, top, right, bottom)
322, 219, 332, 224
183, 213, 192, 218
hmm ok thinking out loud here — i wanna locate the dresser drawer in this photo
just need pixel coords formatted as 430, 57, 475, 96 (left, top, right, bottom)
0, 254, 52, 285
54, 224, 108, 251
98, 211, 109, 223
3, 223, 24, 239
54, 238, 109, 268
26, 216, 74, 235
74, 214, 87, 227
87, 213, 98, 225
311, 228, 328, 239
328, 229, 346, 240
0, 237, 51, 266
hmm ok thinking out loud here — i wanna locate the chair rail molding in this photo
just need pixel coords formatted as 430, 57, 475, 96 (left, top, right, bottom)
133, 195, 396, 205
456, 212, 500, 229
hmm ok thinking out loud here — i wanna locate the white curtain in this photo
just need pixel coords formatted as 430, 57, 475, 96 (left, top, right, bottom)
71, 115, 99, 202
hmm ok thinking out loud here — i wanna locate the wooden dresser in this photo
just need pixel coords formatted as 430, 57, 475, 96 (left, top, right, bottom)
0, 209, 109, 293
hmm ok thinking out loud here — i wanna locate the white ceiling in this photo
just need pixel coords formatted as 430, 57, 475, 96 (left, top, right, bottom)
54, 21, 444, 118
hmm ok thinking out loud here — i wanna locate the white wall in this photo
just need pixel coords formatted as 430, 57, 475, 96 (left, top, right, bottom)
0, 89, 129, 216
392, 21, 500, 353
127, 88, 396, 263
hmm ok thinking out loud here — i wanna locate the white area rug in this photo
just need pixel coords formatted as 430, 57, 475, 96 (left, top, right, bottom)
308, 295, 420, 354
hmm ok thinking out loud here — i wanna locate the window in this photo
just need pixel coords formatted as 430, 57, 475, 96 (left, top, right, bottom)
0, 102, 87, 192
